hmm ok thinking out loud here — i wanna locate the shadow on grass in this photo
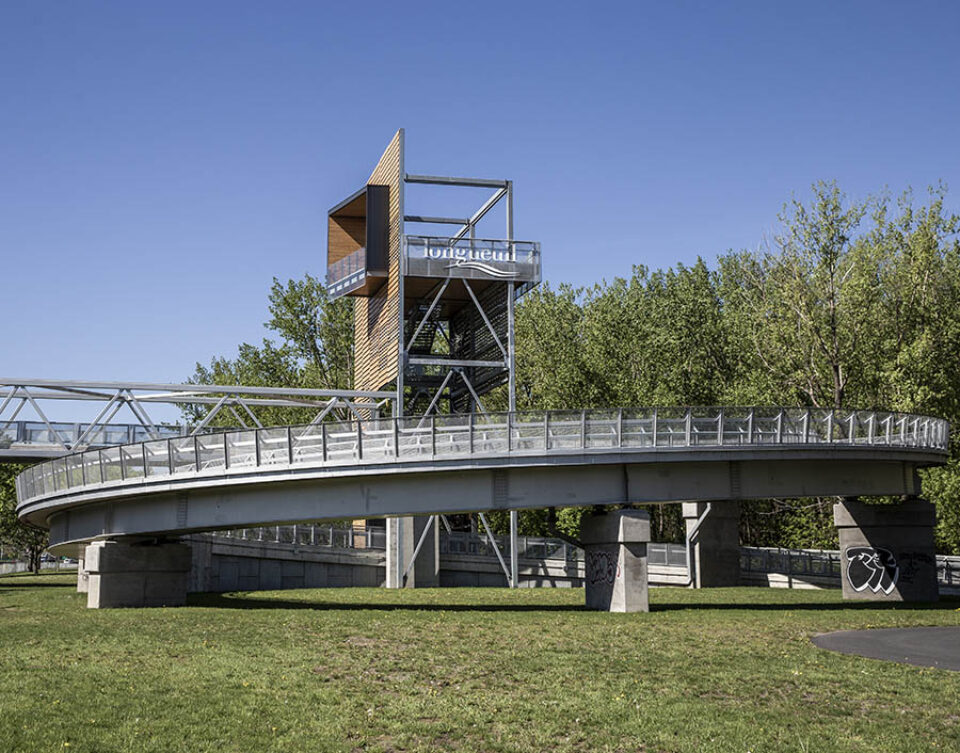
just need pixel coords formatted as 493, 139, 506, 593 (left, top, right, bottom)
653, 599, 960, 612
188, 592, 588, 612
0, 580, 75, 591
188, 591, 960, 613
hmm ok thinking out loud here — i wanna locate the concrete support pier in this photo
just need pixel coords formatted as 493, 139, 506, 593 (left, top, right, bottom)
682, 501, 740, 587
76, 556, 89, 593
84, 539, 191, 608
581, 509, 650, 612
385, 515, 439, 588
834, 499, 938, 602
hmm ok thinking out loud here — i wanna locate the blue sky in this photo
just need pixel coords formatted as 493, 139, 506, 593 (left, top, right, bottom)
2, 0, 959, 404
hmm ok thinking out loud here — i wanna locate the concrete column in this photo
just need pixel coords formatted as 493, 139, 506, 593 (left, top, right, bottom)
581, 509, 650, 612
76, 556, 89, 593
682, 501, 740, 587
84, 540, 191, 608
834, 499, 938, 602
385, 515, 438, 589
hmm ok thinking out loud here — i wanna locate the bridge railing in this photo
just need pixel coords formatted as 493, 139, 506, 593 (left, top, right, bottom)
16, 407, 950, 505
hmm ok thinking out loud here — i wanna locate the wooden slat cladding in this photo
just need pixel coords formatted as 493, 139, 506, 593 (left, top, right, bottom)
328, 216, 365, 264
353, 130, 403, 392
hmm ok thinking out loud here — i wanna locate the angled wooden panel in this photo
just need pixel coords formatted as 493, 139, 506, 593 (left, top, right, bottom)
354, 129, 403, 392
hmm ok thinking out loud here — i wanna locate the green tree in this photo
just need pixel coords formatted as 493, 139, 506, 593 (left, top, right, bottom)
188, 274, 354, 426
0, 464, 47, 572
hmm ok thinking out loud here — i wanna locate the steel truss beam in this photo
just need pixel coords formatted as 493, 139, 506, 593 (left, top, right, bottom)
0, 379, 397, 454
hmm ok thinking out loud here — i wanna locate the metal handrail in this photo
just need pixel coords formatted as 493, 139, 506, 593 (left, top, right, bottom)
15, 407, 950, 506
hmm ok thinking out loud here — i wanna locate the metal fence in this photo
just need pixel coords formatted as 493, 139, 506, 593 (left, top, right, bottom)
742, 546, 960, 591
16, 407, 949, 505
440, 530, 583, 562
213, 524, 386, 550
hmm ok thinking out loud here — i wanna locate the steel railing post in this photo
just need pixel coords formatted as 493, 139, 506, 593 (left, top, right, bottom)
827, 412, 834, 443
776, 411, 783, 444
684, 408, 692, 446
194, 435, 201, 473
98, 449, 105, 483
223, 433, 230, 470
717, 408, 723, 446
254, 428, 261, 466
617, 407, 623, 448
431, 414, 436, 458
321, 423, 327, 463
651, 407, 658, 448
544, 411, 550, 451
393, 417, 400, 458
287, 426, 294, 464
747, 408, 754, 444
167, 438, 175, 474
802, 409, 810, 444
580, 409, 587, 449
142, 443, 149, 477
468, 411, 474, 454
357, 419, 363, 461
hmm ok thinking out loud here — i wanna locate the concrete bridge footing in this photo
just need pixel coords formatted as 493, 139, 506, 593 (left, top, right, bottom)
683, 501, 741, 587
835, 499, 939, 602
83, 540, 191, 609
581, 509, 651, 612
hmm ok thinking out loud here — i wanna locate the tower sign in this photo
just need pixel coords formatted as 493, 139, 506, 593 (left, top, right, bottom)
326, 129, 541, 416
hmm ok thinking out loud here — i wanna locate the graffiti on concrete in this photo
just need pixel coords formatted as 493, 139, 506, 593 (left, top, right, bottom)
586, 549, 620, 586
845, 546, 899, 595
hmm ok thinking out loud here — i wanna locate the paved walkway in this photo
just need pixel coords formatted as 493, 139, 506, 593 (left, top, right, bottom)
811, 626, 960, 671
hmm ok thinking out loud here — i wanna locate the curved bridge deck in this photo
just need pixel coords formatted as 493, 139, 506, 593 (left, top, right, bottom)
15, 407, 949, 550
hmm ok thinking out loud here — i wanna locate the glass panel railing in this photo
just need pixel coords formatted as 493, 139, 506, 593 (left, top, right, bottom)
326, 247, 367, 296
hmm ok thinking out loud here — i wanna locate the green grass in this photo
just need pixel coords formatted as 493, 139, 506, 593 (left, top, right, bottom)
1, 574, 958, 752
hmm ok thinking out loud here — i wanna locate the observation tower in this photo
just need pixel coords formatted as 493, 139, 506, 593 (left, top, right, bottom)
325, 129, 541, 417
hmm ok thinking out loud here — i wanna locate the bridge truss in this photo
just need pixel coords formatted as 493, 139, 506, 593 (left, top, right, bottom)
0, 378, 396, 460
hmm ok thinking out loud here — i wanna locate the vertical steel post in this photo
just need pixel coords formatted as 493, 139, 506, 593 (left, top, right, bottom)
651, 407, 658, 447
223, 433, 230, 470
716, 408, 724, 446
617, 407, 624, 448
321, 423, 327, 462
357, 419, 363, 461
287, 426, 294, 464
507, 180, 516, 414
509, 509, 519, 589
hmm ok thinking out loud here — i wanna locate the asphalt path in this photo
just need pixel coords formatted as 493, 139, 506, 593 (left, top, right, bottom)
811, 626, 960, 671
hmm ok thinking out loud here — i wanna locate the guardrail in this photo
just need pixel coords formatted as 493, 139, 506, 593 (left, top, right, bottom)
1, 421, 187, 450
16, 407, 950, 506
214, 524, 386, 550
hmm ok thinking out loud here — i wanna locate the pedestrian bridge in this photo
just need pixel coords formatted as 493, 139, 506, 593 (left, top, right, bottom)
15, 407, 949, 554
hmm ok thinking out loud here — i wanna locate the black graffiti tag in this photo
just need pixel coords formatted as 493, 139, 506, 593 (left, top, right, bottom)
586, 550, 618, 586
845, 546, 899, 595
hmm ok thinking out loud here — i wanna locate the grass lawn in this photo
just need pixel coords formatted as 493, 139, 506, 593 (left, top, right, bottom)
1, 574, 958, 752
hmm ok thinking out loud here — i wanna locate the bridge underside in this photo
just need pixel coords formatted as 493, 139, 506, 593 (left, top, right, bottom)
34, 452, 925, 555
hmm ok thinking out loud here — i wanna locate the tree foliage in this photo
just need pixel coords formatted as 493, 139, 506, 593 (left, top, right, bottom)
0, 463, 47, 572
188, 274, 354, 427
193, 184, 960, 553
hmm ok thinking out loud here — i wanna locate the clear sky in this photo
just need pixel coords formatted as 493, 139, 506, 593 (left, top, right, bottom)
2, 0, 959, 399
